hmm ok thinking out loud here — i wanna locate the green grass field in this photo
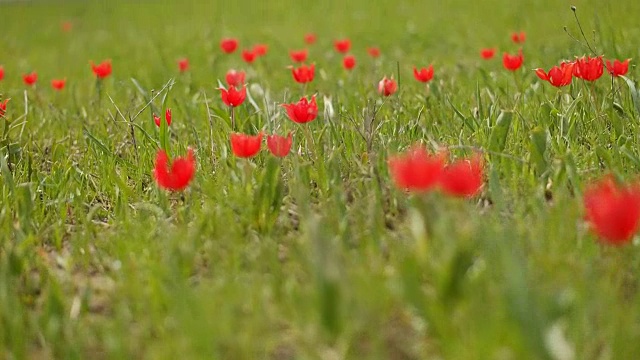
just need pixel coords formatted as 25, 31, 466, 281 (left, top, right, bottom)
2, 0, 640, 358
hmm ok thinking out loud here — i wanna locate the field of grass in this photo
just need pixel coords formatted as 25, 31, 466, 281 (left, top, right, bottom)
2, 0, 640, 358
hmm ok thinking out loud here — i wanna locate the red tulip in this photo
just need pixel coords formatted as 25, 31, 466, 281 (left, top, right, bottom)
413, 65, 434, 83
225, 69, 246, 87
343, 55, 356, 70
439, 154, 484, 197
267, 132, 293, 157
178, 58, 189, 72
0, 66, 4, 81
0, 99, 8, 117
91, 60, 112, 79
388, 145, 445, 192
253, 44, 268, 56
220, 38, 239, 54
367, 47, 381, 58
534, 61, 575, 87
219, 85, 247, 107
154, 148, 196, 191
304, 33, 317, 45
291, 64, 315, 84
51, 78, 66, 90
573, 56, 604, 82
23, 72, 37, 86
230, 132, 263, 158
334, 39, 351, 53
242, 49, 257, 63
584, 176, 640, 245
605, 59, 630, 77
282, 95, 318, 124
290, 49, 308, 63
480, 48, 496, 60
154, 108, 172, 127
378, 77, 397, 96
511, 31, 526, 44
502, 49, 524, 71
61, 21, 72, 32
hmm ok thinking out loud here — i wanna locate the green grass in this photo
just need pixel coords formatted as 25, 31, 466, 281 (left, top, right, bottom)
2, 0, 640, 358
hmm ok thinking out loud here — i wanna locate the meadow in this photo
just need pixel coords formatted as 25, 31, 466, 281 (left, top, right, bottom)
2, 0, 640, 358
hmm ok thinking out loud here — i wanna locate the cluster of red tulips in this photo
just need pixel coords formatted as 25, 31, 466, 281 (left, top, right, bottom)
1, 28, 638, 247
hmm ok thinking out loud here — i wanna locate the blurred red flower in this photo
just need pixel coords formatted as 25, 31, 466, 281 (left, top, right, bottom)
154, 148, 196, 191
334, 39, 351, 53
502, 49, 524, 71
378, 77, 397, 96
242, 49, 257, 63
367, 47, 381, 58
178, 58, 189, 72
573, 56, 604, 81
343, 55, 356, 70
282, 95, 318, 124
291, 64, 315, 83
226, 69, 246, 87
267, 132, 293, 157
220, 85, 247, 107
534, 61, 574, 87
584, 176, 640, 245
480, 48, 496, 59
91, 60, 112, 79
605, 58, 630, 77
154, 108, 172, 127
51, 78, 66, 91
388, 145, 445, 192
23, 72, 37, 86
0, 99, 9, 117
439, 154, 484, 197
231, 132, 263, 158
413, 65, 434, 83
304, 33, 317, 45
220, 38, 239, 54
511, 31, 526, 43
290, 49, 308, 63
0, 66, 5, 81
253, 44, 268, 56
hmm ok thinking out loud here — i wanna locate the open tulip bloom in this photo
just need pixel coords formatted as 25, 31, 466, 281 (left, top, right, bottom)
534, 61, 574, 87
230, 132, 263, 158
282, 95, 318, 124
154, 148, 196, 191
605, 58, 630, 77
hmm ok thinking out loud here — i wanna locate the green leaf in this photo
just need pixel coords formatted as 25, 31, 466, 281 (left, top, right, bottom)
529, 127, 548, 178
488, 110, 513, 153
620, 76, 640, 119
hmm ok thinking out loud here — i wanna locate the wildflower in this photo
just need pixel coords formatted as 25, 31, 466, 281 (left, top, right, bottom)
480, 48, 496, 59
291, 64, 315, 83
230, 132, 263, 158
267, 133, 293, 157
503, 49, 524, 71
154, 148, 196, 191
61, 21, 73, 32
304, 33, 317, 45
226, 69, 246, 87
91, 60, 112, 79
334, 39, 351, 53
343, 55, 356, 70
154, 108, 172, 127
51, 78, 66, 90
378, 77, 397, 96
282, 95, 318, 124
511, 31, 526, 43
0, 66, 4, 81
219, 85, 247, 107
573, 56, 604, 81
388, 145, 445, 192
290, 49, 308, 63
413, 65, 434, 83
178, 58, 189, 72
367, 47, 381, 58
220, 38, 239, 54
0, 99, 9, 117
534, 61, 575, 87
253, 44, 268, 56
439, 154, 484, 197
584, 176, 640, 245
605, 59, 630, 77
242, 49, 257, 63
23, 72, 37, 86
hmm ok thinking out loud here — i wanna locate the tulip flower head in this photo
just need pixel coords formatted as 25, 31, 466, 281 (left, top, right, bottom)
291, 64, 315, 84
304, 33, 317, 45
573, 56, 604, 82
154, 108, 172, 127
413, 65, 434, 83
178, 58, 189, 72
367, 47, 381, 58
378, 77, 397, 96
267, 132, 293, 157
220, 85, 247, 107
225, 69, 246, 88
154, 148, 196, 191
282, 95, 318, 124
220, 38, 239, 54
253, 44, 268, 57
91, 60, 112, 79
343, 55, 356, 71
242, 49, 258, 63
480, 48, 496, 60
0, 66, 4, 81
23, 72, 37, 86
334, 39, 351, 53
0, 99, 9, 117
388, 145, 446, 193
534, 61, 574, 87
290, 49, 308, 63
502, 49, 524, 71
230, 132, 263, 158
511, 31, 526, 44
439, 154, 484, 197
605, 59, 630, 77
51, 78, 66, 91
583, 176, 640, 245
